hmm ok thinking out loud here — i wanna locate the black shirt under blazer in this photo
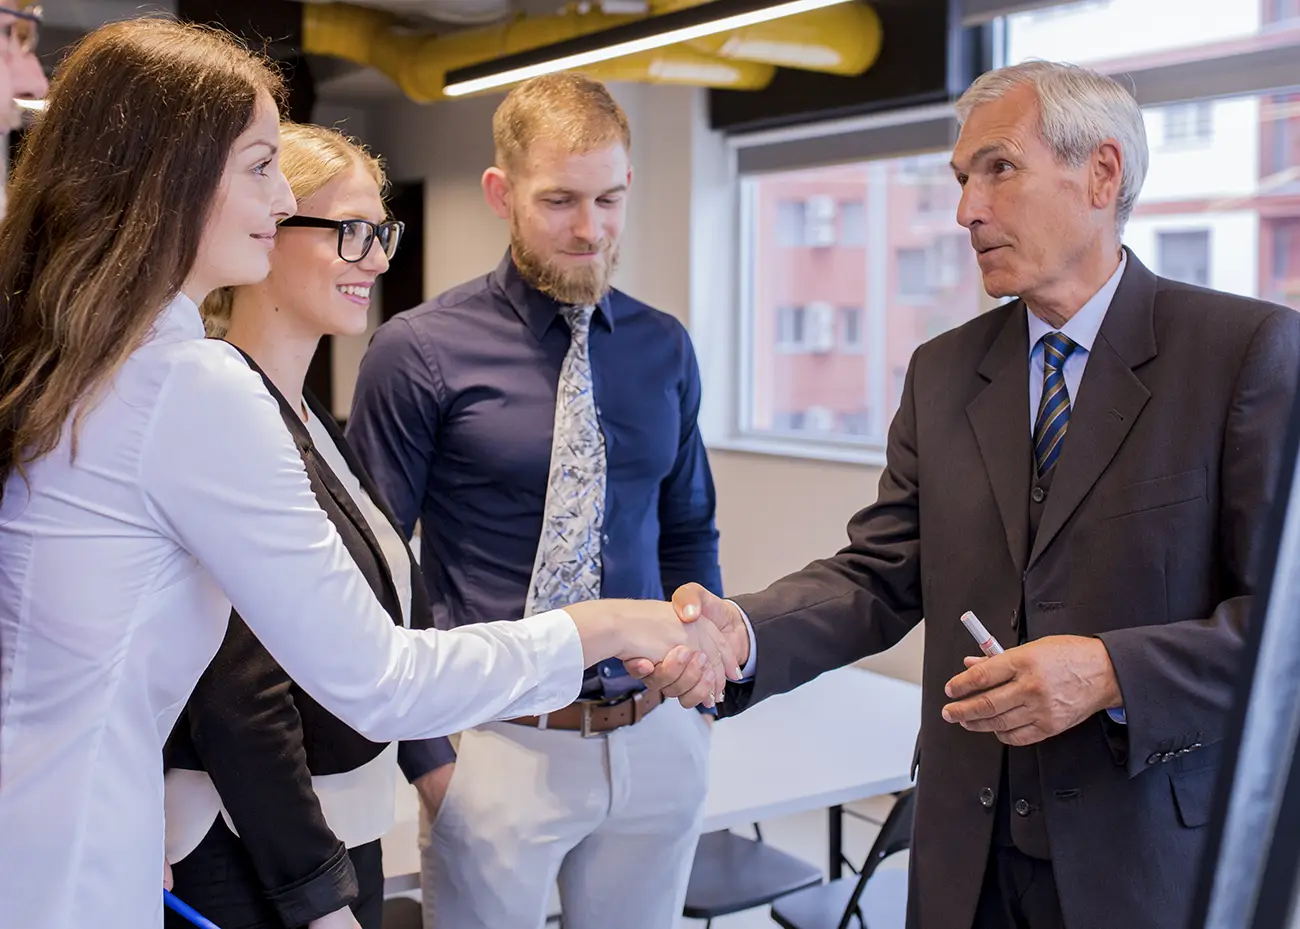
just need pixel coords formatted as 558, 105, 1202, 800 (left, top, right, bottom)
165, 356, 434, 927
717, 251, 1300, 929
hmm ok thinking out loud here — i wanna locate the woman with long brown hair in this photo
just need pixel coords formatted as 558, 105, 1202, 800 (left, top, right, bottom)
0, 19, 734, 929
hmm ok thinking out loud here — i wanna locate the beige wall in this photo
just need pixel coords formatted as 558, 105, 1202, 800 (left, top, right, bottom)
346, 83, 924, 684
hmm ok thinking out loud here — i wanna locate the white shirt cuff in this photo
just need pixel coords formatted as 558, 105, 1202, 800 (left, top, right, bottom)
730, 600, 758, 681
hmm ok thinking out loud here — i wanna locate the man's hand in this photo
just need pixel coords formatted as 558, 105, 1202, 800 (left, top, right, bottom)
163, 858, 173, 892
625, 583, 751, 706
567, 597, 740, 709
413, 762, 455, 821
941, 635, 1123, 746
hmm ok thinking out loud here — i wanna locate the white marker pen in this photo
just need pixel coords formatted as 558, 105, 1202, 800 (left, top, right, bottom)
960, 610, 1005, 657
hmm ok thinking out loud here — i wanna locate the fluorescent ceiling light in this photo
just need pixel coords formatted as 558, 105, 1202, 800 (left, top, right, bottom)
442, 0, 852, 97
15, 98, 44, 111
718, 36, 841, 68
646, 58, 747, 83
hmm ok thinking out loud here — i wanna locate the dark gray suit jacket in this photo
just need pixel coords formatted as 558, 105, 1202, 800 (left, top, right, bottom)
719, 250, 1300, 929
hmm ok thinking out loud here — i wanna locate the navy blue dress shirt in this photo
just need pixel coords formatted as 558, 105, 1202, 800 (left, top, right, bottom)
347, 253, 722, 756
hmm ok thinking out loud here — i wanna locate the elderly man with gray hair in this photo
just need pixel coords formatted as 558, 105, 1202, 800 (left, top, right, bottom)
634, 60, 1300, 928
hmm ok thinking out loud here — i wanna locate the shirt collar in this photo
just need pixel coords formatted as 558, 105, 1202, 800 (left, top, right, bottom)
1026, 249, 1127, 355
490, 249, 616, 341
149, 291, 206, 344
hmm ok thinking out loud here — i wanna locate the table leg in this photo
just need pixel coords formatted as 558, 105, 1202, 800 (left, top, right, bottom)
828, 804, 844, 879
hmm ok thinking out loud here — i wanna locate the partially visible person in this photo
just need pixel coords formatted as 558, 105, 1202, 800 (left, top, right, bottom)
0, 2, 48, 215
0, 21, 731, 929
163, 123, 453, 929
347, 72, 722, 929
3, 2, 47, 115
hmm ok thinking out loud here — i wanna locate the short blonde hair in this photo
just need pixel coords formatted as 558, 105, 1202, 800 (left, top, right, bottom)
202, 122, 387, 337
492, 72, 631, 174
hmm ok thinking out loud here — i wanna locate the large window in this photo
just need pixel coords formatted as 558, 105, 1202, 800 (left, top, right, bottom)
719, 0, 1300, 458
740, 158, 981, 444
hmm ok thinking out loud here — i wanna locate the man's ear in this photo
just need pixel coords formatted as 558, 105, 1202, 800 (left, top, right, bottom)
482, 166, 512, 219
1090, 139, 1123, 214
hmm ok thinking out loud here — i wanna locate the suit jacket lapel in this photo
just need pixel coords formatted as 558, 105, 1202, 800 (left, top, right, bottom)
967, 304, 1033, 577
1027, 250, 1158, 569
225, 343, 405, 621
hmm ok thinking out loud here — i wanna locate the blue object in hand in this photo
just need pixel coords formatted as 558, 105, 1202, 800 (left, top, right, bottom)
164, 890, 222, 929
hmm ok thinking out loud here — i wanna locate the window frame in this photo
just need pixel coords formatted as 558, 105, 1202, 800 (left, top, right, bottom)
697, 0, 1300, 465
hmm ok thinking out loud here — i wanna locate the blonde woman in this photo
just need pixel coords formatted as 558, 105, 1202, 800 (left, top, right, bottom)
163, 124, 438, 929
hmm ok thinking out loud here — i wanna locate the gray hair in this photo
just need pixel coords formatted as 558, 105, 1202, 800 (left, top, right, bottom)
955, 60, 1149, 233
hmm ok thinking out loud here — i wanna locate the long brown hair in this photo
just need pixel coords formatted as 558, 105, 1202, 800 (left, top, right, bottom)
203, 122, 387, 338
0, 18, 284, 491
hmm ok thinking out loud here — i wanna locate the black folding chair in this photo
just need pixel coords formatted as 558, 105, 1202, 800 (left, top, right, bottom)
770, 789, 915, 929
683, 823, 825, 928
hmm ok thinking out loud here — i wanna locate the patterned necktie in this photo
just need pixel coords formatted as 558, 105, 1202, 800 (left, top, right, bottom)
524, 304, 607, 616
1033, 332, 1079, 478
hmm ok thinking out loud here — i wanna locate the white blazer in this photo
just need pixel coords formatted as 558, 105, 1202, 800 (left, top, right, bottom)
0, 294, 584, 929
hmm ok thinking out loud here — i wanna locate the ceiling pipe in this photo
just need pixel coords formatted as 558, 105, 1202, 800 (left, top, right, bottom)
301, 0, 881, 102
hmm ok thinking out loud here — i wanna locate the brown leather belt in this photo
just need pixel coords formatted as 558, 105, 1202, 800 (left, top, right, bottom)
507, 688, 665, 738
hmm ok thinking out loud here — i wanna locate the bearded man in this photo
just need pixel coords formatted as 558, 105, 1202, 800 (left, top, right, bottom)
346, 72, 722, 929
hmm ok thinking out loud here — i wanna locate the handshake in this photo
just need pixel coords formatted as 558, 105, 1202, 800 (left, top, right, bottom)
565, 583, 752, 709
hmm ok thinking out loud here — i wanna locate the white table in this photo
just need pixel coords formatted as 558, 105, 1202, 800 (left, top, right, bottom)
382, 666, 922, 892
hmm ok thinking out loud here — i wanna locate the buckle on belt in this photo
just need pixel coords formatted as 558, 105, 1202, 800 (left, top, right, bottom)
578, 691, 642, 738
579, 701, 600, 738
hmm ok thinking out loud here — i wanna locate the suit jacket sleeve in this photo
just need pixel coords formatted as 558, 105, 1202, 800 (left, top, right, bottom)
185, 613, 358, 926
719, 352, 927, 717
1099, 307, 1300, 777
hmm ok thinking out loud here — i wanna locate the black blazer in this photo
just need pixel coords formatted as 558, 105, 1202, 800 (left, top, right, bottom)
718, 251, 1300, 929
165, 353, 436, 927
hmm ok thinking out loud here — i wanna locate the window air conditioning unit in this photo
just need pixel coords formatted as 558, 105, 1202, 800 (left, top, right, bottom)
806, 301, 836, 353
805, 406, 836, 432
805, 195, 837, 248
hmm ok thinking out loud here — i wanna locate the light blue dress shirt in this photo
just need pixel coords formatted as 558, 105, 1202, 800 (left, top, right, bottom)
1026, 251, 1129, 723
1026, 251, 1128, 431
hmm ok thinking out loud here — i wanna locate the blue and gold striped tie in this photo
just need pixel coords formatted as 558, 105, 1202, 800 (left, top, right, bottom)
1033, 332, 1079, 477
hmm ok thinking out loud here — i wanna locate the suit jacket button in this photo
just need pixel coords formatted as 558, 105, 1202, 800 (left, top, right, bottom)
1014, 799, 1031, 817
1031, 486, 1046, 503
979, 787, 995, 809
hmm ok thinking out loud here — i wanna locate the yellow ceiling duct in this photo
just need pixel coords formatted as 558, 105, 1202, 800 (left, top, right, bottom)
685, 2, 881, 75
301, 0, 881, 103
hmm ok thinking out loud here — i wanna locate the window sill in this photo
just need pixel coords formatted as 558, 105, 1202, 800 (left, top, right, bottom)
706, 433, 889, 467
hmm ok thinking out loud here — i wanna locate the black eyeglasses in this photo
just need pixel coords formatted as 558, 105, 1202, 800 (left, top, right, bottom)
277, 216, 405, 263
0, 5, 41, 55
